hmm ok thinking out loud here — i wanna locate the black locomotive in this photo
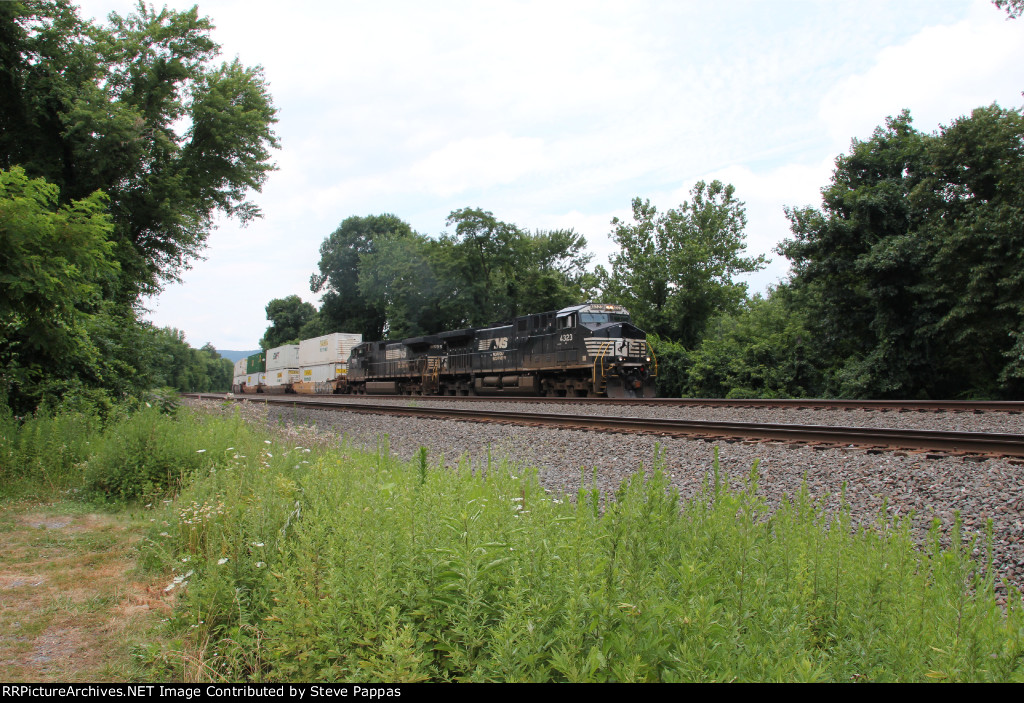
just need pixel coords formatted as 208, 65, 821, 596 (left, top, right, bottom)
346, 303, 657, 398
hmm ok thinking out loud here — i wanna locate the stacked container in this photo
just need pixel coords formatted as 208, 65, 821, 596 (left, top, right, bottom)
232, 358, 247, 393
294, 332, 362, 394
264, 344, 300, 393
243, 351, 266, 393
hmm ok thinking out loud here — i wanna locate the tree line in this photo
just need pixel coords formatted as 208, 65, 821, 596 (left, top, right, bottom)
1, 0, 276, 413
264, 103, 1024, 401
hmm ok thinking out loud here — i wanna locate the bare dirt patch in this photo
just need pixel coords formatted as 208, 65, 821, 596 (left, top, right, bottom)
0, 502, 174, 682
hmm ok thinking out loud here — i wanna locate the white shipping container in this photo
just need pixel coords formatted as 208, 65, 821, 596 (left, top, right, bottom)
234, 359, 247, 377
299, 363, 348, 384
246, 372, 266, 386
299, 333, 362, 367
266, 368, 300, 386
266, 344, 300, 371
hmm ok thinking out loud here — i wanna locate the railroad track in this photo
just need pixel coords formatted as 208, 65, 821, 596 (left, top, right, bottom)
185, 393, 1024, 459
190, 392, 1024, 412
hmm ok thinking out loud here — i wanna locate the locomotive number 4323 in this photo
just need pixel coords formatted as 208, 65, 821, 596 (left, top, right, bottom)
559, 334, 573, 343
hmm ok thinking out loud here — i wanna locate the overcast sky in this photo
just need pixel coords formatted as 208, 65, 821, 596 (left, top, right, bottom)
76, 0, 1024, 351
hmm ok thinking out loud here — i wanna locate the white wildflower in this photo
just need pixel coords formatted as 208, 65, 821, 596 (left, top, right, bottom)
218, 557, 228, 565
196, 449, 206, 454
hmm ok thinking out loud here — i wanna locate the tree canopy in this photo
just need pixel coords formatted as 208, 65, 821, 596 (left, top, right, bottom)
0, 0, 279, 301
0, 1, 277, 412
601, 181, 766, 349
260, 295, 317, 350
309, 210, 595, 340
310, 214, 415, 341
779, 106, 1024, 398
994, 0, 1023, 18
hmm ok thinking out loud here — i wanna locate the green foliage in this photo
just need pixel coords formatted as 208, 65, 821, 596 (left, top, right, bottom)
780, 106, 1024, 398
7, 402, 1023, 680
129, 326, 232, 394
443, 207, 595, 326
994, 0, 1023, 18
645, 334, 689, 398
82, 406, 245, 504
310, 214, 414, 340
601, 181, 766, 349
145, 387, 182, 415
0, 1, 276, 415
0, 166, 119, 412
0, 401, 101, 497
260, 296, 317, 350
685, 288, 821, 398
135, 421, 1024, 682
0, 0, 279, 301
310, 210, 596, 339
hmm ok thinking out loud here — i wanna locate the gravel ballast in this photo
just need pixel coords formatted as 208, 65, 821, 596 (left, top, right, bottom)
189, 398, 1024, 597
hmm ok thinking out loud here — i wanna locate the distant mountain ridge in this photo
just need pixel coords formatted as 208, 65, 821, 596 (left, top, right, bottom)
217, 349, 261, 362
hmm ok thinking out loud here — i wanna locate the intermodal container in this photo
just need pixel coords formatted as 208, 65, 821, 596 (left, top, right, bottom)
300, 363, 348, 383
299, 333, 362, 367
266, 368, 301, 387
246, 352, 266, 374
266, 344, 300, 371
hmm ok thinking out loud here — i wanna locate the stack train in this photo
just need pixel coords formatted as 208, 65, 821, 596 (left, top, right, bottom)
232, 303, 657, 398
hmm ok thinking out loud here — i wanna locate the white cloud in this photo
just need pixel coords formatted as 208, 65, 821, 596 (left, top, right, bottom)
820, 0, 1024, 146
408, 134, 550, 197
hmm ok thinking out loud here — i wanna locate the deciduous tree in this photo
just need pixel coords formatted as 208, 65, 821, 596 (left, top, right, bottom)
260, 295, 316, 350
0, 0, 279, 300
602, 181, 766, 349
779, 106, 1024, 398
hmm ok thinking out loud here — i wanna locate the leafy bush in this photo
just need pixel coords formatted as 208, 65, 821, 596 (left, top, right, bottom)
647, 334, 689, 398
83, 406, 250, 503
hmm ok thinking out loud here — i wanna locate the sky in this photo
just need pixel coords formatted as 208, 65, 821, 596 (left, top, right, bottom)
75, 0, 1024, 351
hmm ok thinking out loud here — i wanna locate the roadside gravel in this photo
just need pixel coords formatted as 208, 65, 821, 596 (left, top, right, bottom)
188, 398, 1024, 597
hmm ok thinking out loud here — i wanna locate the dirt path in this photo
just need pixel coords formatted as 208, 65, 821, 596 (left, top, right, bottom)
0, 500, 173, 682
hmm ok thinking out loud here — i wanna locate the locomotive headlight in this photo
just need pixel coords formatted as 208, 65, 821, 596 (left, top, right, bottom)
646, 356, 651, 362
618, 356, 624, 361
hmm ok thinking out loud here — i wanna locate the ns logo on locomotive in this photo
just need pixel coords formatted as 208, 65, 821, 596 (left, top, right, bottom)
233, 303, 657, 398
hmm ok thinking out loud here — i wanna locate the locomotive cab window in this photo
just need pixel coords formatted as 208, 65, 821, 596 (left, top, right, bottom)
579, 312, 630, 328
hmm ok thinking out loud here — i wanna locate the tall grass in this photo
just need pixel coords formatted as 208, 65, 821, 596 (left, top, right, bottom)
0, 402, 101, 497
136, 425, 1024, 683
5, 400, 1022, 681
0, 401, 252, 503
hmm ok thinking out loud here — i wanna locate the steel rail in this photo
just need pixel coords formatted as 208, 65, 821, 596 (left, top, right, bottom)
187, 394, 1024, 457
193, 392, 1024, 412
